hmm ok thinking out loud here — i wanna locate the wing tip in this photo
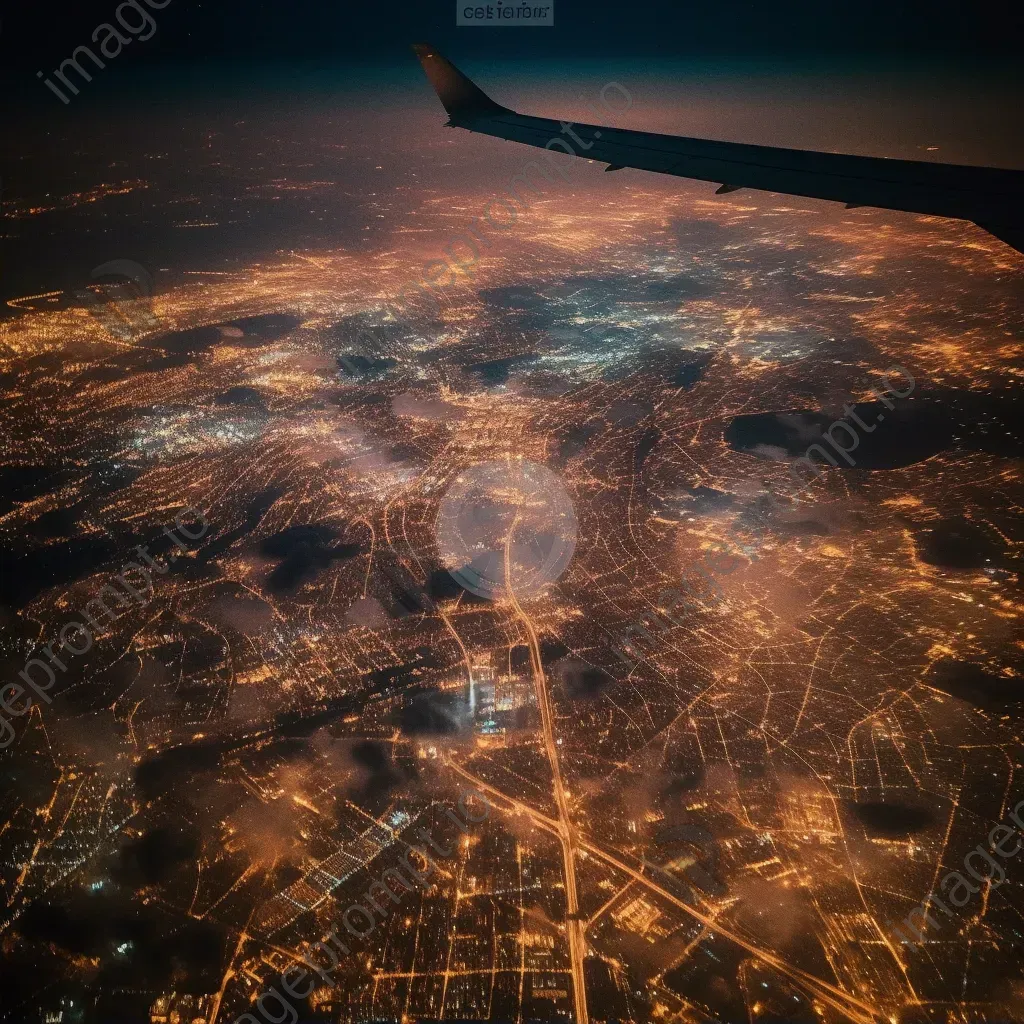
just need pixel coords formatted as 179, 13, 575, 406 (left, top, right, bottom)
411, 42, 512, 121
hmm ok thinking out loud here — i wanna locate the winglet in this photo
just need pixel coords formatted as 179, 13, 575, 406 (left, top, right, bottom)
412, 44, 513, 122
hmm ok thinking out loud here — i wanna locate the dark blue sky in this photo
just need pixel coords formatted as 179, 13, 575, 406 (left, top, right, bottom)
4, 0, 1023, 71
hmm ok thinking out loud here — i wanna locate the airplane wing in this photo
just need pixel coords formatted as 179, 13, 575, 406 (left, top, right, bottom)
412, 44, 1024, 254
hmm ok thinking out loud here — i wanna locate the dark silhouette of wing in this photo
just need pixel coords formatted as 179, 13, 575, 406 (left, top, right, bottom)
413, 44, 1024, 254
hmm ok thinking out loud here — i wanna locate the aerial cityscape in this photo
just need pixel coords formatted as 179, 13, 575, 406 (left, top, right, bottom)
1, 3, 1023, 1022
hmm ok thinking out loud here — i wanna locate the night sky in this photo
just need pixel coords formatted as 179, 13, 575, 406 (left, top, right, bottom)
3, 0, 1023, 74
